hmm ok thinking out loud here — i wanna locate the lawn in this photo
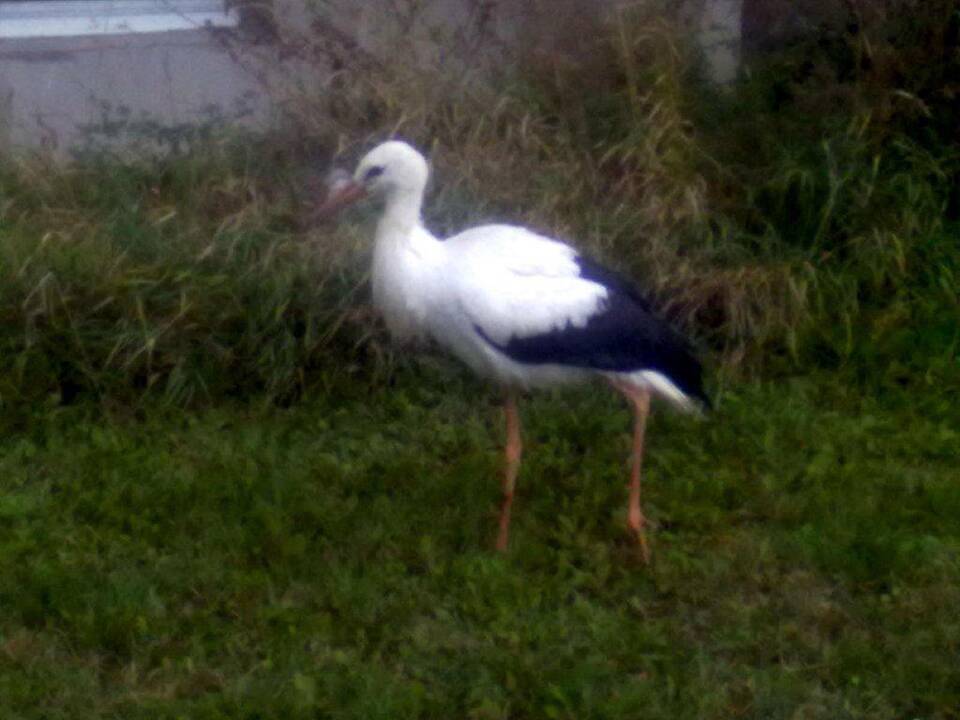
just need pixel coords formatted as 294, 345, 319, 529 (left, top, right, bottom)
1, 361, 957, 719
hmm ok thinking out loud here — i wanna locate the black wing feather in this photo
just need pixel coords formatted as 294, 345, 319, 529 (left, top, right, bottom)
476, 256, 708, 406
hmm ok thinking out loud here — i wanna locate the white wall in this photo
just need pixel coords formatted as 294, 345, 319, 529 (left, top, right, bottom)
699, 0, 743, 84
0, 0, 743, 155
0, 30, 269, 154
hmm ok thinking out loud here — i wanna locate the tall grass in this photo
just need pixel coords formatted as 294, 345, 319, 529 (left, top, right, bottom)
0, 0, 957, 410
0, 145, 371, 411
254, 0, 957, 363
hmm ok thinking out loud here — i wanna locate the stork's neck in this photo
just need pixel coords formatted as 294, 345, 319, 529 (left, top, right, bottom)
370, 185, 443, 342
377, 188, 425, 238
373, 186, 444, 279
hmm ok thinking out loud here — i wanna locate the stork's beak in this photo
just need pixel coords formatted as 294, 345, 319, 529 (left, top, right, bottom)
311, 176, 368, 223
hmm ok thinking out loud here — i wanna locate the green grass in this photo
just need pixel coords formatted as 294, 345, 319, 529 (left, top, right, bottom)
2, 6, 959, 716
1, 362, 958, 719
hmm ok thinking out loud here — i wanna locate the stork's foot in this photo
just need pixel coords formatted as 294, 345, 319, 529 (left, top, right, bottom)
496, 499, 513, 553
628, 508, 651, 564
497, 392, 522, 553
609, 379, 653, 565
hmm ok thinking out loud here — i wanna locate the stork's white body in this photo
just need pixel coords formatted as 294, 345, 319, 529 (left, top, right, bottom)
372, 204, 690, 405
374, 219, 591, 383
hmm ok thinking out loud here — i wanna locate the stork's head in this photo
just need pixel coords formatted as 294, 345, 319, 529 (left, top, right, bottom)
317, 141, 429, 218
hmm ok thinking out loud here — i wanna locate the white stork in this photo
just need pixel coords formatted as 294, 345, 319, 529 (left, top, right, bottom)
319, 140, 708, 560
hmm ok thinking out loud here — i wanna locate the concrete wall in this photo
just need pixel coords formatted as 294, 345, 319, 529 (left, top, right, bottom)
0, 0, 744, 156
0, 28, 270, 154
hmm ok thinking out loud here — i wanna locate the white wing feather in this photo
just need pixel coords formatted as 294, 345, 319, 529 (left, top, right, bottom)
443, 224, 609, 345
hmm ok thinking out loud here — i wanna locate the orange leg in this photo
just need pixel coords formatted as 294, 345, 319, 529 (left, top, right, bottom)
610, 380, 652, 563
496, 392, 523, 552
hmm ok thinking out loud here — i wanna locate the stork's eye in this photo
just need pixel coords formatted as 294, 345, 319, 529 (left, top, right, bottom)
363, 165, 385, 181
